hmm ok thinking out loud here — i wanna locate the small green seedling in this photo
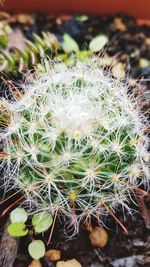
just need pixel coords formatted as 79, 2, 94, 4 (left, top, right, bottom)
10, 207, 28, 223
7, 222, 28, 237
32, 212, 53, 233
8, 208, 53, 259
28, 240, 46, 260
8, 208, 28, 237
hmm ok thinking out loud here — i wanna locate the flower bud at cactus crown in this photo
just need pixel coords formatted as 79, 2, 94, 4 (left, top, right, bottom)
0, 59, 149, 228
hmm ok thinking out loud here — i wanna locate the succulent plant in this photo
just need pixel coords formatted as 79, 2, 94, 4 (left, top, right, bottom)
0, 32, 60, 74
0, 59, 149, 232
0, 31, 89, 75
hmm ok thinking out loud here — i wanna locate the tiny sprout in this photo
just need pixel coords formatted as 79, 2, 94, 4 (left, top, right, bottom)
32, 212, 53, 233
7, 222, 28, 237
28, 240, 45, 260
10, 208, 28, 223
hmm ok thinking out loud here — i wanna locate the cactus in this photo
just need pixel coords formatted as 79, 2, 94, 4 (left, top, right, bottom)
0, 32, 60, 74
0, 31, 88, 75
0, 59, 149, 231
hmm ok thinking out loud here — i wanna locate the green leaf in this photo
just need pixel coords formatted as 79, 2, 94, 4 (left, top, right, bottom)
25, 39, 39, 53
32, 212, 53, 233
28, 240, 45, 260
15, 47, 29, 60
62, 33, 79, 53
7, 222, 28, 237
10, 208, 28, 223
33, 33, 44, 47
76, 15, 89, 22
89, 35, 108, 52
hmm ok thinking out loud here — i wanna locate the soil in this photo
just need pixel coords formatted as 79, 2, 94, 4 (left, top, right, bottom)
0, 12, 150, 267
13, 207, 150, 267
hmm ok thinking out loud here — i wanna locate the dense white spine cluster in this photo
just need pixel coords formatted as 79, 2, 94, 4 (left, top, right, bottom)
0, 60, 149, 227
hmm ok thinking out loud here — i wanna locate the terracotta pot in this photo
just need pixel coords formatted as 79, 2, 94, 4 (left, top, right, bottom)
2, 0, 150, 19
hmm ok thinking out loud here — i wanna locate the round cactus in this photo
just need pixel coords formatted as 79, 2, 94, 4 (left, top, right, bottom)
0, 60, 149, 228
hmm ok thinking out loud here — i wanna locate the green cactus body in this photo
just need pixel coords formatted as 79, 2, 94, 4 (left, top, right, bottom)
0, 60, 149, 226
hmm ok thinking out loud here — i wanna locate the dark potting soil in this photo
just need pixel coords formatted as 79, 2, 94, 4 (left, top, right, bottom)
0, 12, 150, 82
0, 12, 150, 267
12, 207, 150, 267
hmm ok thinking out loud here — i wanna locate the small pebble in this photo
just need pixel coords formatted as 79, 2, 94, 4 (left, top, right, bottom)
89, 227, 108, 248
56, 258, 82, 267
28, 259, 42, 267
45, 249, 61, 261
132, 239, 146, 248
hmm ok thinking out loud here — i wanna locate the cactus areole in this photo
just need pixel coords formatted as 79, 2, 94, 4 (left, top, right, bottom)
0, 60, 149, 229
